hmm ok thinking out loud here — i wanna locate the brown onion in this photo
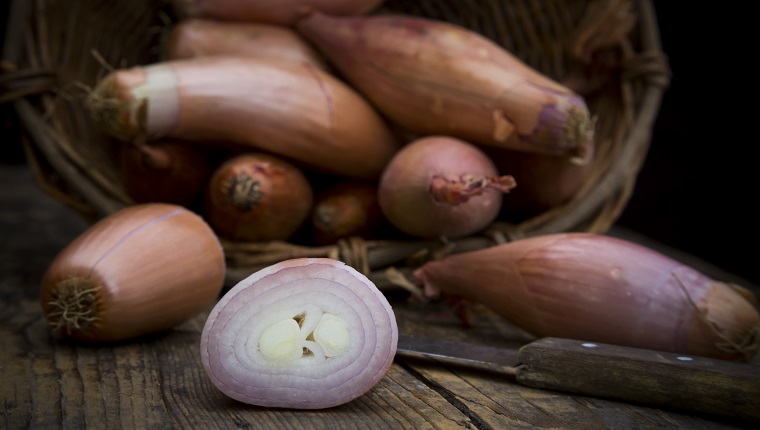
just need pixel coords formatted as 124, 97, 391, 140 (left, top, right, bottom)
171, 0, 385, 26
205, 152, 313, 242
40, 203, 225, 342
200, 258, 398, 409
378, 136, 516, 239
118, 139, 214, 207
163, 18, 329, 71
296, 11, 594, 159
310, 181, 383, 245
413, 233, 760, 361
86, 56, 401, 179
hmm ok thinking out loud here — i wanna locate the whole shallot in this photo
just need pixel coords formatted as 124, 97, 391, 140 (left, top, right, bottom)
297, 11, 594, 160
378, 136, 516, 239
204, 152, 313, 242
413, 233, 760, 361
86, 56, 401, 179
40, 203, 225, 342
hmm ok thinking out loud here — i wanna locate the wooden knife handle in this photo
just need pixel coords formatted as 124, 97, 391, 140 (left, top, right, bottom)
515, 338, 760, 423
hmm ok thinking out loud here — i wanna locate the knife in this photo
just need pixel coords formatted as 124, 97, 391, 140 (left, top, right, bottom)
395, 335, 760, 423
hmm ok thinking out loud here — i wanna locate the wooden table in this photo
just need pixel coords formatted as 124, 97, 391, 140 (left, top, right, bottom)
1, 164, 757, 429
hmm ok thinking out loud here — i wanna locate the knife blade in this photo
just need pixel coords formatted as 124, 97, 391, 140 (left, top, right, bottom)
395, 335, 760, 423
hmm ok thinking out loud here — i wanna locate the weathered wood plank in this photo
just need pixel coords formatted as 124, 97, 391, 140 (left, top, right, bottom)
400, 356, 750, 430
150, 320, 476, 429
1, 299, 480, 429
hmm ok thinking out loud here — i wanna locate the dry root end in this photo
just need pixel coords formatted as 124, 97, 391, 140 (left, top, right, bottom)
85, 76, 146, 141
46, 277, 101, 335
675, 276, 760, 361
314, 206, 339, 230
224, 173, 263, 211
567, 109, 596, 165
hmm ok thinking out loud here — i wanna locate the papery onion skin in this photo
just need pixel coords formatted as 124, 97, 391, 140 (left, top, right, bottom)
86, 56, 401, 179
296, 11, 594, 159
413, 233, 760, 362
378, 136, 516, 239
171, 0, 385, 26
200, 258, 398, 409
204, 152, 314, 242
163, 18, 329, 71
40, 203, 226, 342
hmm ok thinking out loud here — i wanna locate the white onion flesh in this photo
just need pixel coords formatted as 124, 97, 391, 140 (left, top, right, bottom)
200, 258, 398, 409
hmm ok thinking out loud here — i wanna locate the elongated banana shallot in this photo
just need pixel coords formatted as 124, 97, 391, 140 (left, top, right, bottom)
297, 11, 594, 160
413, 233, 760, 362
87, 56, 401, 179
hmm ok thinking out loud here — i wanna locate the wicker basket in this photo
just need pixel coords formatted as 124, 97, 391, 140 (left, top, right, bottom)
2, 0, 670, 288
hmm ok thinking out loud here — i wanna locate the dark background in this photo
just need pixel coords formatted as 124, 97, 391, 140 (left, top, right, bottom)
613, 3, 756, 286
2, 3, 756, 285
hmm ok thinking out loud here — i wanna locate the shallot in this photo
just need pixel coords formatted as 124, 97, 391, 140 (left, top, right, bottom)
413, 232, 760, 361
163, 18, 329, 71
86, 56, 401, 179
310, 181, 383, 245
378, 136, 516, 239
204, 152, 313, 242
200, 258, 398, 409
40, 203, 225, 342
296, 11, 594, 159
483, 141, 596, 220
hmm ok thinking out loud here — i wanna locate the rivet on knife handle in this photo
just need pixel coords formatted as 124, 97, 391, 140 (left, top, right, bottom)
516, 338, 760, 423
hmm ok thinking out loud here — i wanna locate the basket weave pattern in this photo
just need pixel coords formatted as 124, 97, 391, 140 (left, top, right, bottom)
3, 0, 670, 287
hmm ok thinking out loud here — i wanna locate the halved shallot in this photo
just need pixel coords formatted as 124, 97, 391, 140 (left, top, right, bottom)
200, 258, 398, 409
296, 11, 594, 160
86, 56, 401, 179
413, 233, 760, 361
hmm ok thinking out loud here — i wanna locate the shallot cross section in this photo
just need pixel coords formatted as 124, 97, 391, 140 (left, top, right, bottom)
200, 258, 398, 409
